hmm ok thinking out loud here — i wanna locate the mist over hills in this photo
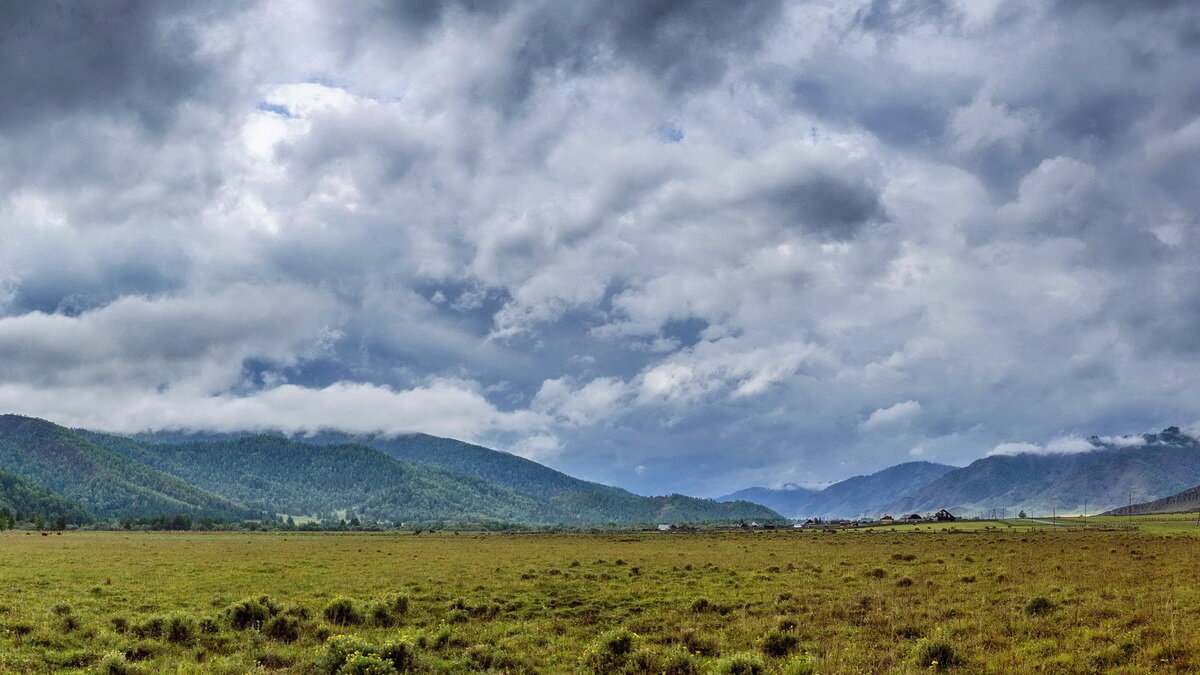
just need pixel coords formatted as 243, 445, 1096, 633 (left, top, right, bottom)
724, 428, 1200, 519
0, 414, 780, 526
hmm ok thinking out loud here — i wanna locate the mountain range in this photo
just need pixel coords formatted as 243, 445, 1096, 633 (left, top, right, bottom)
722, 427, 1200, 519
1101, 483, 1200, 516
0, 414, 779, 526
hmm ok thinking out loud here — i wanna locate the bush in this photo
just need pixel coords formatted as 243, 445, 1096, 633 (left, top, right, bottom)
316, 634, 418, 674
1026, 596, 1055, 617
317, 635, 376, 674
165, 614, 196, 643
337, 652, 396, 674
464, 644, 520, 671
761, 630, 799, 657
714, 652, 766, 674
367, 602, 395, 627
388, 594, 410, 615
581, 628, 638, 672
131, 616, 166, 639
627, 647, 699, 675
324, 597, 361, 626
227, 598, 273, 630
445, 608, 469, 624
51, 603, 72, 616
375, 638, 418, 671
263, 614, 302, 643
914, 638, 962, 671
96, 651, 141, 675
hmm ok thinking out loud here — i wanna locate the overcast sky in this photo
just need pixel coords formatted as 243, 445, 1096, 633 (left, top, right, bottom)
2, 0, 1199, 497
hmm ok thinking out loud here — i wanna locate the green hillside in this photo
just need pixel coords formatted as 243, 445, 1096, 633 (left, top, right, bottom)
133, 430, 782, 525
0, 415, 256, 520
302, 432, 626, 500
0, 469, 93, 524
84, 433, 563, 524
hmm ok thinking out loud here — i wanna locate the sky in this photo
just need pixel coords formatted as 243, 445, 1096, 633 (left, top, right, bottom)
1, 0, 1199, 498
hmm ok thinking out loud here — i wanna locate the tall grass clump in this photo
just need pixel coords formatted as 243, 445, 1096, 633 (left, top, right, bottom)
580, 628, 638, 673
713, 652, 766, 674
323, 597, 361, 626
226, 597, 275, 630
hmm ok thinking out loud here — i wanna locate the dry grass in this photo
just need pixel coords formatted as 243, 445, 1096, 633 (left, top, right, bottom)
1, 526, 1198, 672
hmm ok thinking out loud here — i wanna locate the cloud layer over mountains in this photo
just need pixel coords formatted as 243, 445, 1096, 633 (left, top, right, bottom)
2, 0, 1199, 495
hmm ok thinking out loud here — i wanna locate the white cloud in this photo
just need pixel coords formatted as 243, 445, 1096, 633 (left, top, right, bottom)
987, 442, 1042, 457
862, 400, 922, 430
0, 380, 545, 442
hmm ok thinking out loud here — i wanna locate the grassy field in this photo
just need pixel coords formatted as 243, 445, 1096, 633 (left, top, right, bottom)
2, 525, 1200, 673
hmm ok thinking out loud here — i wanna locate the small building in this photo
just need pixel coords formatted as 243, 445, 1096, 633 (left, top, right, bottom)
657, 524, 672, 531
934, 509, 956, 522
880, 515, 894, 523
902, 513, 923, 523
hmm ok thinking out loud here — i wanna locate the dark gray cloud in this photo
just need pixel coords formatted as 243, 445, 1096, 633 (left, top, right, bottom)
2, 0, 1200, 496
0, 1, 237, 130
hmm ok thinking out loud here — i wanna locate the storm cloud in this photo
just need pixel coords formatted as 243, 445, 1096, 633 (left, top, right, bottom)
2, 0, 1199, 497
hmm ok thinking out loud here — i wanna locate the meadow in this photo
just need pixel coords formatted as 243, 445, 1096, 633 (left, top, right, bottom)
2, 521, 1200, 673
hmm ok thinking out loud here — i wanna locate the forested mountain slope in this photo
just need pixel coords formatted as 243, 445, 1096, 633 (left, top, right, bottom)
0, 415, 255, 520
84, 433, 561, 524
0, 469, 93, 524
128, 429, 782, 524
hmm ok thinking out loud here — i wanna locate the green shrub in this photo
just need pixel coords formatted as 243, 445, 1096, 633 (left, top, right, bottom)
131, 616, 166, 639
165, 614, 196, 643
317, 635, 376, 674
96, 651, 141, 675
625, 647, 699, 675
263, 614, 302, 643
375, 638, 418, 671
714, 652, 766, 674
227, 598, 273, 630
464, 643, 519, 670
445, 608, 469, 624
367, 602, 395, 627
324, 597, 361, 626
50, 603, 72, 616
388, 595, 410, 615
914, 638, 962, 670
581, 628, 638, 672
1025, 596, 1055, 617
337, 652, 396, 674
761, 630, 799, 658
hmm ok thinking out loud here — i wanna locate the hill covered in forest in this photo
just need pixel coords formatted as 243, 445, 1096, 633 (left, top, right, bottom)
0, 415, 780, 526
